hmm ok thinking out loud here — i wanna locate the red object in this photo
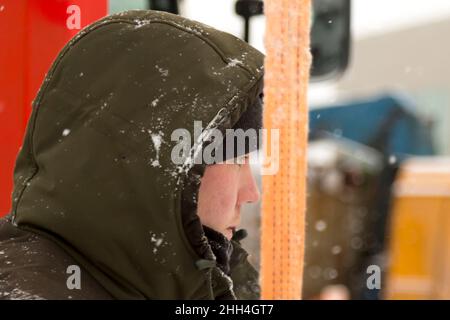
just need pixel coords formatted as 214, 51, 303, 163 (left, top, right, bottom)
0, 0, 107, 216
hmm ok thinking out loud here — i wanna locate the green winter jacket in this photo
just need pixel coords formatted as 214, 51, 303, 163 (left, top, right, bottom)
0, 10, 264, 299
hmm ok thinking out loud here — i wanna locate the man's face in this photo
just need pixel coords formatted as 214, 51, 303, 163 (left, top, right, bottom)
197, 155, 260, 240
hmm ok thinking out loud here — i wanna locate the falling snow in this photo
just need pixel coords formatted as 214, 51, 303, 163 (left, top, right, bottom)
134, 19, 151, 29
150, 132, 164, 167
149, 231, 170, 255
389, 155, 397, 165
315, 220, 327, 232
331, 245, 342, 255
155, 65, 169, 77
226, 59, 243, 68
5, 288, 44, 300
151, 99, 159, 107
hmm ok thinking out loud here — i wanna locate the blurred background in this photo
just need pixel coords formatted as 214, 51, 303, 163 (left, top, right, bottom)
1, 0, 450, 300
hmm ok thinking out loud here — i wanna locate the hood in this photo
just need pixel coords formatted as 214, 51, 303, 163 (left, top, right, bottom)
8, 10, 264, 299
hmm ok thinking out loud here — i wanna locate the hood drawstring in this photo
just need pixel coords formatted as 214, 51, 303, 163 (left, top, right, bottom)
231, 228, 248, 242
195, 259, 217, 270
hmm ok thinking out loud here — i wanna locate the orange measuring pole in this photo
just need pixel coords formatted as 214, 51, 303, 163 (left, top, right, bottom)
261, 0, 312, 299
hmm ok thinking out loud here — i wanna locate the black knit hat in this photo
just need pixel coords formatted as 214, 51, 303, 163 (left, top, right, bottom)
217, 91, 264, 162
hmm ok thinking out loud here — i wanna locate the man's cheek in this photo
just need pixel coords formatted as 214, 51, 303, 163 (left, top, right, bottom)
218, 194, 236, 214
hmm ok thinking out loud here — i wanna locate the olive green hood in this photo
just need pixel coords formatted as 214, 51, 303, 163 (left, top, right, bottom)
8, 10, 263, 299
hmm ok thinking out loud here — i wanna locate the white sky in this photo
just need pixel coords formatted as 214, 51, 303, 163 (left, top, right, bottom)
352, 0, 450, 39
182, 0, 450, 49
180, 0, 450, 106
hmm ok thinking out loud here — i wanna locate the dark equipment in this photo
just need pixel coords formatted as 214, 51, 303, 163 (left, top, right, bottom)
235, 0, 264, 42
311, 0, 351, 80
148, 0, 179, 14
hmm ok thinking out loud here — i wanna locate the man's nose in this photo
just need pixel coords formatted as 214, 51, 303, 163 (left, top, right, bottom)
248, 180, 260, 203
240, 167, 261, 204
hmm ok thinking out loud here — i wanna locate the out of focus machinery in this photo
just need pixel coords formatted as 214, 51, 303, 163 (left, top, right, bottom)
386, 158, 450, 299
304, 136, 383, 299
303, 94, 435, 299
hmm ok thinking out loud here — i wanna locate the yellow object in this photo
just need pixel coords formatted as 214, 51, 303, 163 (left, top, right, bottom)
386, 157, 450, 299
261, 0, 312, 299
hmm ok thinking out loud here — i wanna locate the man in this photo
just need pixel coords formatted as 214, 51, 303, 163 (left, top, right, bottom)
0, 10, 264, 299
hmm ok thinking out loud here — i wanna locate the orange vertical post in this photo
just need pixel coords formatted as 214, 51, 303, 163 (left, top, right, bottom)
261, 0, 312, 299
